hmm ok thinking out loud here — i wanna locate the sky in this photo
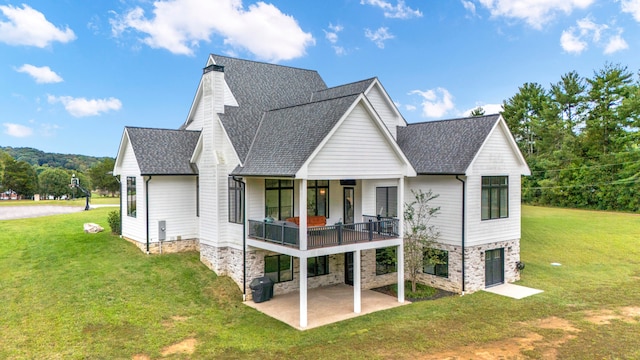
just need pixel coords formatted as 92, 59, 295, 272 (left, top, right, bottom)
1, 0, 639, 158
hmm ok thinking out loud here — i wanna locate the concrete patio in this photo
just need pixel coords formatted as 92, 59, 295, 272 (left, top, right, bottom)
244, 283, 409, 330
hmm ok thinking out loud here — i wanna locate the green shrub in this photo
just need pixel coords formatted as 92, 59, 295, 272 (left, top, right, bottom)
107, 210, 120, 234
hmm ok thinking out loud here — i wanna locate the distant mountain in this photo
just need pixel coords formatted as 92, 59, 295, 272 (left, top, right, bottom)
0, 146, 113, 172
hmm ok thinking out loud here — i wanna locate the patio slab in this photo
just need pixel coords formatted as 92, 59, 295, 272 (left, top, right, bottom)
483, 283, 543, 299
244, 283, 409, 330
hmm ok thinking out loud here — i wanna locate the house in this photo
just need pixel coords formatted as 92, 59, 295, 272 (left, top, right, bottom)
113, 54, 530, 328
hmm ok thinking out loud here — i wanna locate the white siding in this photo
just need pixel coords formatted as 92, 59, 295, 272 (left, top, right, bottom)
195, 68, 243, 249
307, 103, 406, 179
405, 176, 463, 246
365, 85, 400, 139
147, 176, 198, 242
466, 123, 524, 246
185, 94, 205, 131
119, 139, 146, 243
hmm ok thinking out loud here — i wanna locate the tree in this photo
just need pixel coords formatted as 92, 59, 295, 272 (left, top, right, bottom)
2, 158, 38, 198
39, 168, 72, 199
403, 189, 441, 293
470, 106, 485, 117
502, 83, 551, 157
584, 63, 635, 156
88, 158, 119, 195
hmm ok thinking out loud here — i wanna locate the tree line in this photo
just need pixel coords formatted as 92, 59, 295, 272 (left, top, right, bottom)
0, 149, 119, 200
501, 63, 640, 212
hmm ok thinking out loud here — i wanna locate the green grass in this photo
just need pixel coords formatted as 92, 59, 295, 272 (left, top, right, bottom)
1, 205, 639, 359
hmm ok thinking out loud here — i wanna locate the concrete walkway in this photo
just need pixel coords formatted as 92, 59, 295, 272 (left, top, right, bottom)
244, 283, 409, 330
0, 205, 85, 220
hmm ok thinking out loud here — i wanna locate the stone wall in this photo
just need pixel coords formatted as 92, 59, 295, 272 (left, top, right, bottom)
121, 236, 199, 254
415, 243, 463, 293
464, 238, 521, 293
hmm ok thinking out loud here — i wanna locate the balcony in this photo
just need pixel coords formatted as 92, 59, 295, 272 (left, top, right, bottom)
248, 216, 399, 250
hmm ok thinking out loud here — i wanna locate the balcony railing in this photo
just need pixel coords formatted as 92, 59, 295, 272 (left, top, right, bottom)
248, 216, 399, 250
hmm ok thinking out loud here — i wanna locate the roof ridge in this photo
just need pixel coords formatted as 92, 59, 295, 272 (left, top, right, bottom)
266, 93, 360, 113
314, 77, 377, 93
210, 53, 320, 74
126, 126, 201, 132
404, 113, 500, 127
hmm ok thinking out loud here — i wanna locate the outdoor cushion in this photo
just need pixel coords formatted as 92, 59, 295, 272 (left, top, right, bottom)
285, 216, 326, 227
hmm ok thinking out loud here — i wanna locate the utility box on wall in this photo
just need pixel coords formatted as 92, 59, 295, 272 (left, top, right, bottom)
158, 220, 166, 241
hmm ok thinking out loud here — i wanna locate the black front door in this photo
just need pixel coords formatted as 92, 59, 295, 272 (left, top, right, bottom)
345, 252, 354, 285
485, 248, 504, 287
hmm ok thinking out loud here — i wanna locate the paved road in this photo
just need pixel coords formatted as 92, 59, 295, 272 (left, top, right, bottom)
0, 205, 86, 220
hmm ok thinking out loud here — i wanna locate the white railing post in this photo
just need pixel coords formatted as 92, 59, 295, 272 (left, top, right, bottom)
299, 179, 307, 251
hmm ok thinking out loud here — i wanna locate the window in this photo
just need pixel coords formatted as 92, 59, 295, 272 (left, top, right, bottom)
376, 187, 398, 217
265, 179, 294, 220
307, 256, 329, 277
481, 176, 509, 220
376, 247, 397, 275
264, 254, 293, 283
229, 177, 244, 224
307, 180, 329, 217
126, 176, 136, 217
423, 249, 449, 278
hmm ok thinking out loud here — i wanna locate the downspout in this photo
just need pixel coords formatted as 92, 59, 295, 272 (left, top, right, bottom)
455, 175, 466, 294
233, 176, 247, 301
146, 176, 152, 254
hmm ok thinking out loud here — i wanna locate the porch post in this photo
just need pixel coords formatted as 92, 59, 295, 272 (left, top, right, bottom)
397, 177, 405, 303
397, 242, 405, 303
354, 249, 361, 313
300, 254, 308, 328
299, 179, 308, 251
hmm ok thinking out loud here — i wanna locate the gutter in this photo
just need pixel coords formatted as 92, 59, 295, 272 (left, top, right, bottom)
145, 176, 152, 254
233, 175, 247, 301
455, 175, 466, 294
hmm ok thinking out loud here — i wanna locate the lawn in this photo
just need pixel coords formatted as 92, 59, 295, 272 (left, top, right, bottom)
1, 205, 639, 359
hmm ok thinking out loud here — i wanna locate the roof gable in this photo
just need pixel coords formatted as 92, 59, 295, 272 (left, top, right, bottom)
125, 127, 201, 175
232, 95, 359, 176
212, 55, 328, 163
397, 114, 500, 174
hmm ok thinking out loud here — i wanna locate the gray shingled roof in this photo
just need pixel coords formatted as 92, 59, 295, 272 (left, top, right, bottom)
311, 78, 375, 102
212, 55, 328, 164
397, 114, 500, 174
126, 127, 201, 175
232, 95, 360, 176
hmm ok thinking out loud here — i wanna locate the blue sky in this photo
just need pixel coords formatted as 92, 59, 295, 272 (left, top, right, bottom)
1, 0, 639, 157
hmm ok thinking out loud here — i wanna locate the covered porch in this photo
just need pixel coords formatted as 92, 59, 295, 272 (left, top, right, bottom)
244, 283, 409, 330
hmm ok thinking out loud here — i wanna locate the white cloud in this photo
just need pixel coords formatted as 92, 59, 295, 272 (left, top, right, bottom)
561, 17, 626, 55
360, 0, 422, 19
110, 0, 314, 62
0, 4, 76, 47
3, 123, 33, 137
461, 0, 477, 16
409, 88, 455, 118
463, 103, 503, 116
16, 64, 63, 84
621, 0, 640, 22
560, 29, 588, 54
604, 33, 628, 54
324, 23, 346, 55
365, 27, 394, 48
48, 95, 122, 117
40, 123, 60, 137
405, 104, 417, 111
477, 0, 594, 29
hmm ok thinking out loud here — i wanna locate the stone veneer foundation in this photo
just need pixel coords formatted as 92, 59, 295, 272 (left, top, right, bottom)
126, 236, 521, 298
415, 238, 521, 294
121, 236, 199, 254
